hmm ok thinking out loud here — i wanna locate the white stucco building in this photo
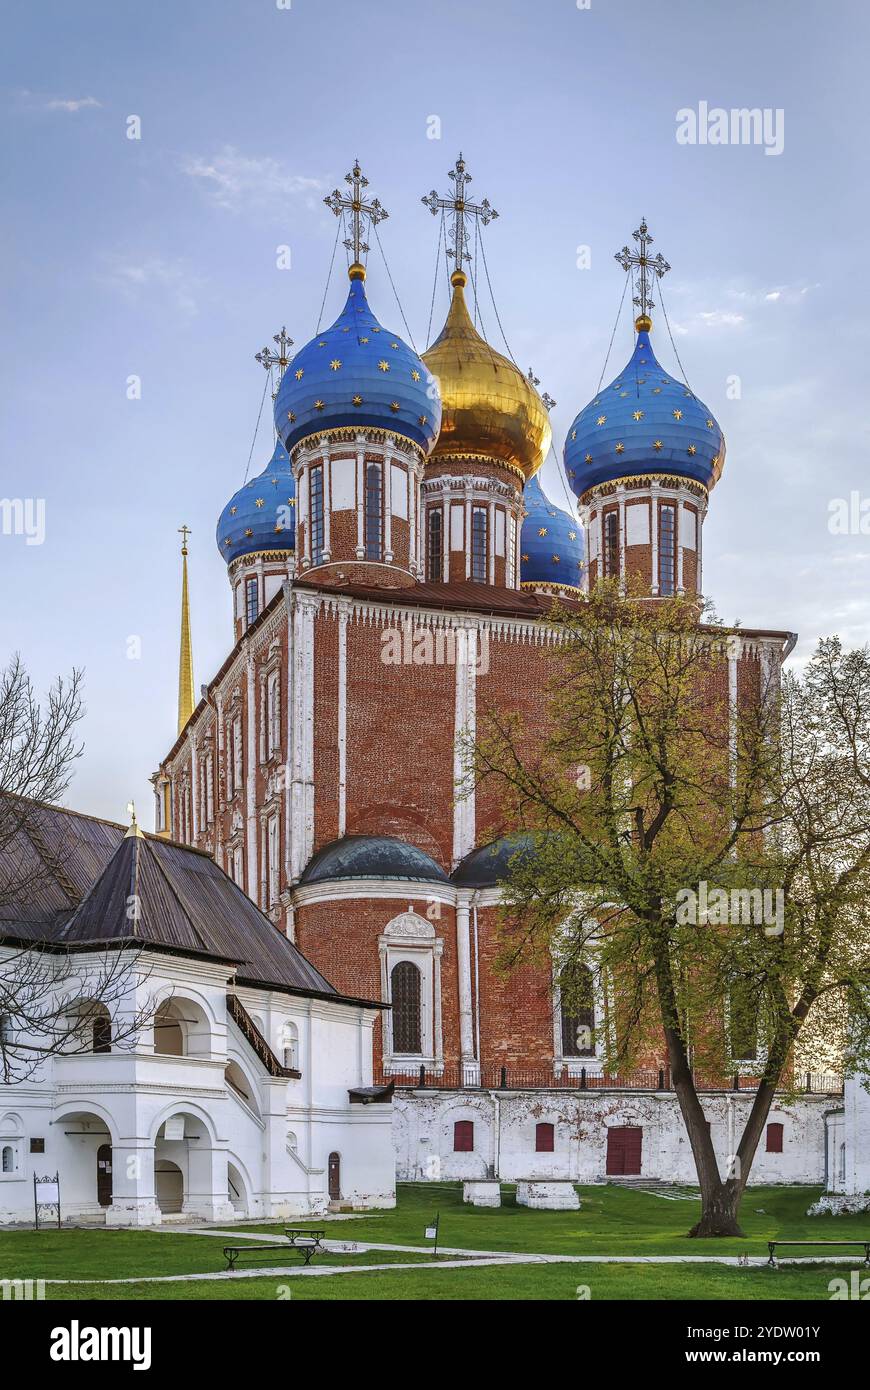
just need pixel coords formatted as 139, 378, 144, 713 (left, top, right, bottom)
0, 803, 395, 1226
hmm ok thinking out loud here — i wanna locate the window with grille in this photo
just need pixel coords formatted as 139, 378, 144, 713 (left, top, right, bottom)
766, 1122, 784, 1153
560, 963, 596, 1057
603, 511, 619, 577
658, 504, 676, 595
536, 1122, 555, 1152
453, 1120, 474, 1152
471, 506, 488, 583
245, 577, 259, 628
310, 464, 325, 565
390, 960, 422, 1053
365, 463, 383, 561
427, 507, 443, 582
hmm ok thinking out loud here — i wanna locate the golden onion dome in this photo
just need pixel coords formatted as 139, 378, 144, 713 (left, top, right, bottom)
422, 270, 551, 481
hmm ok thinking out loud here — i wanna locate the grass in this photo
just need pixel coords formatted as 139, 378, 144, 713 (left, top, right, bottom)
2, 1182, 867, 1300
44, 1263, 848, 1302
238, 1181, 870, 1259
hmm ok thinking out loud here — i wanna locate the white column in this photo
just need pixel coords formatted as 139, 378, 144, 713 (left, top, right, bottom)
245, 651, 258, 898
617, 487, 626, 588
443, 502, 450, 582
452, 623, 477, 866
650, 483, 660, 595
299, 455, 311, 568
433, 938, 444, 1066
321, 445, 332, 561
676, 490, 685, 593
464, 497, 472, 579
456, 901, 475, 1065
697, 497, 705, 592
188, 733, 198, 840
337, 601, 348, 837
408, 460, 418, 574
290, 596, 316, 879
355, 445, 365, 558
487, 501, 495, 585
383, 449, 393, 563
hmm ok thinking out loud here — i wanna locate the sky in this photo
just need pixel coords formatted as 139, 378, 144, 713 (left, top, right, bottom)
2, 0, 869, 824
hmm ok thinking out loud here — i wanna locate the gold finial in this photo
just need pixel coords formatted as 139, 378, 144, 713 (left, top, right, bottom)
125, 800, 144, 839
348, 261, 366, 281
177, 526, 195, 736
450, 268, 467, 289
615, 219, 671, 332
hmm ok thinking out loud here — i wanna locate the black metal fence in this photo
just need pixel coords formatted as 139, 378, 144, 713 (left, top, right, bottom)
377, 1063, 843, 1095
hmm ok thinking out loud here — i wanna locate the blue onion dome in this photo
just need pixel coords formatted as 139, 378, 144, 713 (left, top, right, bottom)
520, 473, 585, 594
216, 437, 296, 566
563, 323, 726, 500
274, 264, 441, 457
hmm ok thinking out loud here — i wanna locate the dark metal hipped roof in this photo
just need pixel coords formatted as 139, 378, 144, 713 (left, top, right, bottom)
0, 798, 380, 1004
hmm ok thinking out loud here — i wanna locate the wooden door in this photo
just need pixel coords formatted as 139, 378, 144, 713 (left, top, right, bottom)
605, 1126, 642, 1176
328, 1151, 341, 1200
97, 1144, 113, 1206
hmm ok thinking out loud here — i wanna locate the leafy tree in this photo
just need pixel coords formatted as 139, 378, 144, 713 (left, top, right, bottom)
470, 585, 870, 1236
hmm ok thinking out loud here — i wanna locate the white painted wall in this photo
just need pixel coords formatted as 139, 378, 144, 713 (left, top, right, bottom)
393, 1089, 831, 1187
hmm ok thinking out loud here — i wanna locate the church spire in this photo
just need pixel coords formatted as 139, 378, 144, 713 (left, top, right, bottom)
177, 525, 195, 735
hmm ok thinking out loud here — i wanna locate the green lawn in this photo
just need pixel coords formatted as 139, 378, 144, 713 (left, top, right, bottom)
44, 1263, 848, 1302
2, 1182, 867, 1301
239, 1181, 869, 1259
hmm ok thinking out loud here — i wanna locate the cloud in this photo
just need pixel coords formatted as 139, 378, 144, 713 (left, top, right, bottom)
17, 90, 103, 113
99, 256, 202, 315
180, 145, 327, 212
45, 96, 102, 113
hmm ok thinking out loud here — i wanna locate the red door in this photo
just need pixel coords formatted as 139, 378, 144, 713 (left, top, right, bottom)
97, 1144, 113, 1206
328, 1152, 341, 1200
606, 1126, 642, 1176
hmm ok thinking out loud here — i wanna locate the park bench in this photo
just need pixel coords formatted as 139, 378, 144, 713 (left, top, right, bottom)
767, 1239, 870, 1267
223, 1228, 326, 1271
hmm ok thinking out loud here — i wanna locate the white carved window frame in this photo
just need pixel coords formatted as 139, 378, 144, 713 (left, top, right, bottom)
379, 911, 443, 1075
550, 926, 606, 1076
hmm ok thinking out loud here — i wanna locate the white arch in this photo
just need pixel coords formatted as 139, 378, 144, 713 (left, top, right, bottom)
0, 1111, 24, 1136
52, 1100, 121, 1147
149, 1099, 220, 1146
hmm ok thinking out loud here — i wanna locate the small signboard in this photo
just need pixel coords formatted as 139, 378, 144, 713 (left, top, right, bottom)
34, 1173, 61, 1231
424, 1212, 440, 1255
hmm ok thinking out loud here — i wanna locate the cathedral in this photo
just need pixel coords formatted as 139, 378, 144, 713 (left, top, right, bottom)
3, 157, 866, 1225
150, 156, 855, 1194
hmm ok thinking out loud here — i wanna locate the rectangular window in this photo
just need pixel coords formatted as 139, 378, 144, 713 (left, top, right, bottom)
470, 506, 488, 583
535, 1122, 555, 1153
603, 511, 619, 577
267, 815, 280, 906
310, 464, 325, 565
658, 504, 676, 595
365, 462, 383, 561
232, 717, 243, 797
427, 507, 443, 582
766, 1122, 784, 1153
245, 577, 259, 628
205, 754, 214, 824
453, 1120, 474, 1152
266, 670, 280, 758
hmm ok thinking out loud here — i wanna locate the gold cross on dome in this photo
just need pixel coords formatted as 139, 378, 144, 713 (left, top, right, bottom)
178, 524, 191, 556
422, 153, 498, 276
324, 159, 389, 264
615, 218, 671, 322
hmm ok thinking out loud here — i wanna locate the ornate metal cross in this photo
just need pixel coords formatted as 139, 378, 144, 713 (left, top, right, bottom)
527, 368, 556, 411
324, 160, 389, 263
178, 524, 191, 555
255, 326, 294, 380
422, 153, 498, 276
614, 218, 670, 320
